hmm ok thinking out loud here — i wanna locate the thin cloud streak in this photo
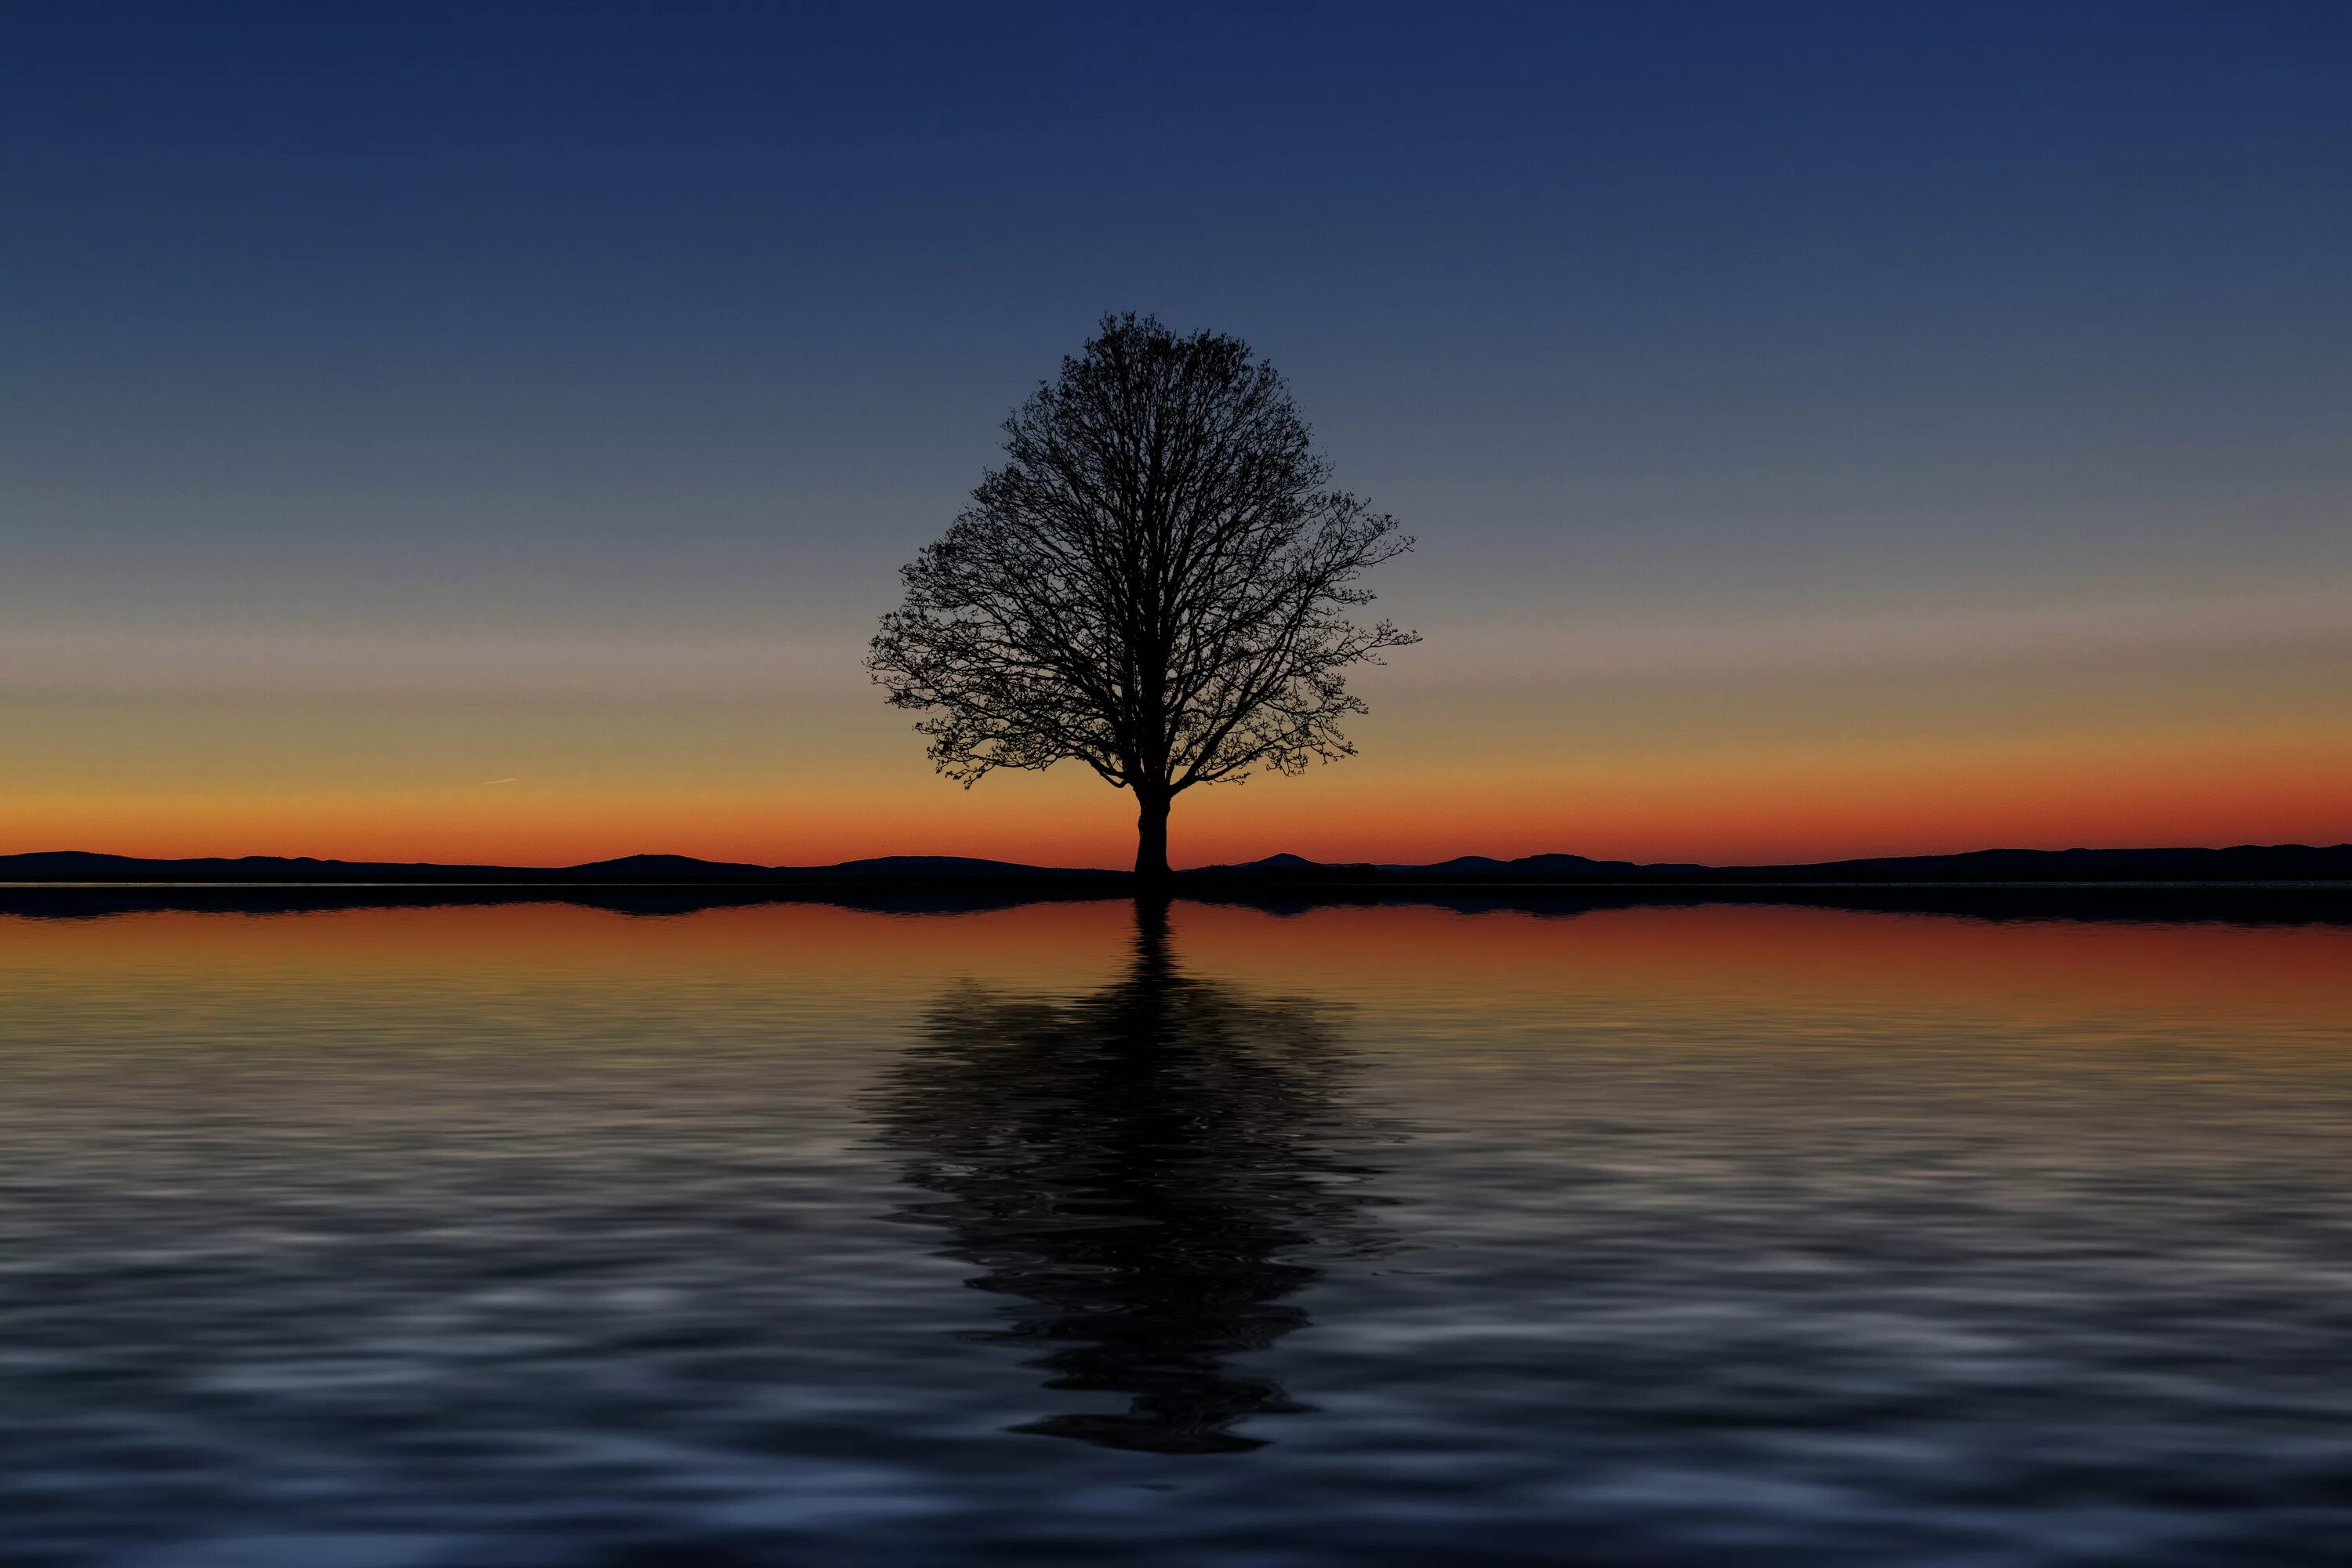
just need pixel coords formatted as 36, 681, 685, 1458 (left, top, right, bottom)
1403, 586, 2352, 688
5, 586, 2345, 700
0, 629, 835, 701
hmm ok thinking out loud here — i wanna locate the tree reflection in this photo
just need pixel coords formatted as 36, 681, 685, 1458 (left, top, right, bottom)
869, 898, 1392, 1454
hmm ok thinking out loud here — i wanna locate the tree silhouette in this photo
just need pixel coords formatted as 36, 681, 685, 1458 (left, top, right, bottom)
868, 314, 1417, 881
866, 900, 1395, 1453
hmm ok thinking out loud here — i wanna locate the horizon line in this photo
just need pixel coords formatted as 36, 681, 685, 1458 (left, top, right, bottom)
5, 841, 2350, 877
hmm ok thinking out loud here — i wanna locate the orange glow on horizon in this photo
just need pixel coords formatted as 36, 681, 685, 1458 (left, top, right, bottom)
5, 721, 2345, 869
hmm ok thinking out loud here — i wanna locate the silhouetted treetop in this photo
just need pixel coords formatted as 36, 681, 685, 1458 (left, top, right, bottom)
868, 313, 1417, 879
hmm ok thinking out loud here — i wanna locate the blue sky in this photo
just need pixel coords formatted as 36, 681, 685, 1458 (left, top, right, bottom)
5, 2, 2349, 863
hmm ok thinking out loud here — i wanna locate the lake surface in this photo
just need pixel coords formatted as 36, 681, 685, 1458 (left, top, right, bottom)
3, 893, 2349, 1565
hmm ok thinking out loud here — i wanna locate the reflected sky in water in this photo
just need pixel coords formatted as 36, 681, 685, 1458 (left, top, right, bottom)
1, 895, 2349, 1564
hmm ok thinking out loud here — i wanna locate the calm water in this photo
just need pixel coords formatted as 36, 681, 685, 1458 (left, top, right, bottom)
3, 894, 2349, 1565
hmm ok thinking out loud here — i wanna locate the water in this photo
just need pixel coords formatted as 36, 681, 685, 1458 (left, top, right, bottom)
2, 892, 2348, 1565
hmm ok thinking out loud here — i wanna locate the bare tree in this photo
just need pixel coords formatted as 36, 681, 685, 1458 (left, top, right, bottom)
868, 314, 1417, 881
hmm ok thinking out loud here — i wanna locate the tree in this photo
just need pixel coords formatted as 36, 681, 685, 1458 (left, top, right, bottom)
867, 314, 1417, 881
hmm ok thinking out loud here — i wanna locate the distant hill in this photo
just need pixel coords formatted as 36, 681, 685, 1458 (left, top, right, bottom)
1729, 844, 2352, 883
1383, 852, 1708, 876
568, 853, 772, 877
818, 855, 1091, 877
0, 851, 534, 883
1192, 844, 2352, 883
3, 844, 2347, 885
0, 851, 1111, 884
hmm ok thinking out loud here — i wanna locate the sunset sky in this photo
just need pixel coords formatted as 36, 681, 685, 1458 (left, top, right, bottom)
6, 2, 2349, 868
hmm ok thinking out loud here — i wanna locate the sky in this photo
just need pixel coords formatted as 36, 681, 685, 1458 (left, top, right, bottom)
5, 1, 2349, 868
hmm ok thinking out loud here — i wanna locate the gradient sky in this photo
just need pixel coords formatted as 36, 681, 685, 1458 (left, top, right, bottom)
6, 1, 2349, 867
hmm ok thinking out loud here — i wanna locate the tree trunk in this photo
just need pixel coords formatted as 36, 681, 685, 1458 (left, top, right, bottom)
1133, 786, 1172, 884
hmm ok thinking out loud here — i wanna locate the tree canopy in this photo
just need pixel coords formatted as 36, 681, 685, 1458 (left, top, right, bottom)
868, 314, 1417, 878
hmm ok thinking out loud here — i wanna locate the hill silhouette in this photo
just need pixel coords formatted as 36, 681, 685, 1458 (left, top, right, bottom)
1203, 844, 2352, 882
2, 844, 2347, 885
0, 850, 1108, 884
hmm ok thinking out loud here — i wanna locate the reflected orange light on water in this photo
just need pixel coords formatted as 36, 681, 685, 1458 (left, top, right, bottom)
5, 899, 2347, 1033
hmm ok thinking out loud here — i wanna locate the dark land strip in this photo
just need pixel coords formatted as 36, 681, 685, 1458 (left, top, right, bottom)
2, 878, 2347, 928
